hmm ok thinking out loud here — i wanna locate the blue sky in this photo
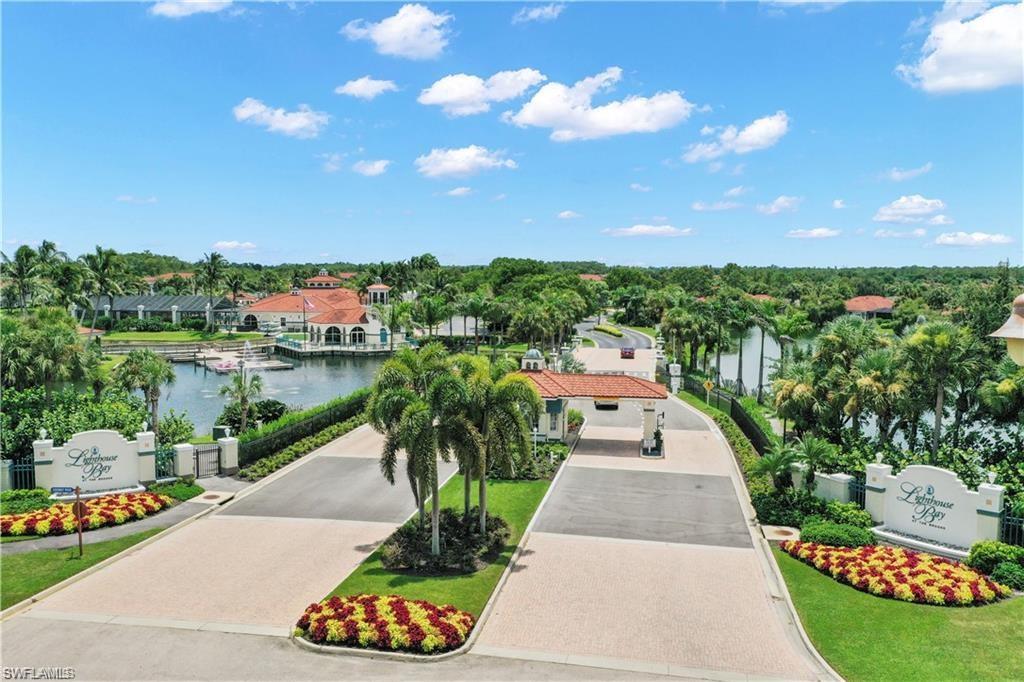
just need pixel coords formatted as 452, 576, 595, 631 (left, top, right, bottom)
3, 1, 1022, 267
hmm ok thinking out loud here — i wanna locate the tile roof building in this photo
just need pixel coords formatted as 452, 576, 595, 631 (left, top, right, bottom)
845, 295, 895, 317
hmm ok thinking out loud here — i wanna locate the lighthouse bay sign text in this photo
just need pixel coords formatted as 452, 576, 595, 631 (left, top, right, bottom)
33, 429, 154, 498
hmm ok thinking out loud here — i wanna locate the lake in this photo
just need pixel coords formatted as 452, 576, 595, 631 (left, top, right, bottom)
160, 354, 384, 436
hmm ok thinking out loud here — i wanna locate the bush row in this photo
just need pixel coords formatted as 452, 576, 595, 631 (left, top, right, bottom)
799, 520, 875, 547
752, 489, 874, 528
593, 324, 623, 337
238, 414, 367, 480
108, 317, 208, 333
380, 507, 510, 574
736, 396, 781, 448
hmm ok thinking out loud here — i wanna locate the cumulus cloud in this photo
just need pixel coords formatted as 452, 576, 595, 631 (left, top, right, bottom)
414, 145, 516, 178
522, 218, 535, 224
557, 210, 582, 219
233, 97, 328, 138
874, 228, 927, 239
150, 1, 231, 18
446, 186, 473, 197
873, 194, 945, 223
342, 4, 452, 60
602, 224, 693, 238
757, 195, 802, 215
692, 200, 740, 212
115, 195, 158, 204
213, 240, 256, 250
512, 3, 565, 24
885, 161, 933, 181
503, 67, 695, 142
419, 69, 546, 116
832, 199, 847, 209
786, 228, 840, 239
929, 214, 954, 225
683, 111, 789, 163
319, 153, 344, 173
935, 231, 1013, 246
630, 183, 652, 192
896, 2, 1022, 93
335, 76, 399, 100
352, 159, 391, 176
724, 185, 748, 197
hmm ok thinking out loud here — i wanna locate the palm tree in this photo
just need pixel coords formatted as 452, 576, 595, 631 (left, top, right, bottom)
454, 354, 541, 533
114, 349, 176, 436
198, 252, 228, 330
463, 290, 491, 354
771, 309, 814, 385
751, 299, 783, 402
414, 296, 448, 338
223, 270, 249, 327
792, 436, 835, 492
660, 308, 688, 365
79, 246, 124, 335
750, 442, 798, 492
47, 261, 90, 315
373, 301, 412, 351
1, 245, 46, 311
218, 368, 264, 434
850, 347, 907, 448
510, 300, 547, 348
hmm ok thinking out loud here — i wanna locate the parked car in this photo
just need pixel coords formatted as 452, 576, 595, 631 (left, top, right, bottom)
620, 347, 635, 359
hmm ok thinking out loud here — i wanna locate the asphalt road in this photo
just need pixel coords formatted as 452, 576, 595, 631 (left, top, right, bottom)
575, 319, 652, 349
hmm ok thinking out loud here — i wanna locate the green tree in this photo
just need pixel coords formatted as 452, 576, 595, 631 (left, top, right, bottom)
373, 301, 412, 351
218, 369, 264, 434
793, 436, 835, 492
414, 296, 448, 338
79, 246, 124, 335
462, 290, 492, 354
197, 252, 228, 329
223, 270, 249, 326
113, 349, 176, 436
1, 245, 47, 311
750, 442, 798, 492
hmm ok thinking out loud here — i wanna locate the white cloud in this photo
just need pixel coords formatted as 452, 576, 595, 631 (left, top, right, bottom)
928, 214, 954, 225
352, 159, 391, 176
319, 153, 344, 173
522, 218, 535, 224
512, 3, 565, 24
150, 1, 231, 18
935, 231, 1013, 246
874, 228, 927, 239
335, 76, 399, 100
692, 200, 740, 212
651, 215, 669, 223
786, 228, 840, 239
683, 111, 790, 162
341, 4, 452, 60
885, 161, 933, 181
233, 97, 328, 139
832, 199, 847, 209
503, 67, 695, 142
115, 195, 158, 204
724, 185, 748, 197
446, 186, 473, 197
213, 240, 256, 250
414, 145, 516, 178
896, 2, 1022, 94
873, 194, 945, 223
700, 125, 718, 136
419, 69, 546, 116
493, 193, 507, 201
602, 224, 693, 238
630, 183, 652, 192
557, 210, 582, 219
757, 195, 802, 215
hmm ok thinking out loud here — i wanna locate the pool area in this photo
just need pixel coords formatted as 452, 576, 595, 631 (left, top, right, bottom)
159, 354, 384, 436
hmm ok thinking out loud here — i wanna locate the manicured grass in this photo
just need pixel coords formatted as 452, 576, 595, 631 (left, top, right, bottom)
625, 325, 657, 339
580, 337, 596, 347
328, 475, 550, 616
148, 480, 204, 501
774, 548, 1024, 681
474, 343, 529, 355
190, 434, 216, 444
98, 354, 127, 376
1, 528, 162, 609
102, 331, 263, 342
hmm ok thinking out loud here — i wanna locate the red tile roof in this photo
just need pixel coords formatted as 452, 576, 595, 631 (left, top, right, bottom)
337, 272, 357, 279
520, 369, 667, 400
845, 295, 894, 313
308, 309, 368, 324
244, 288, 361, 313
367, 283, 391, 290
305, 274, 342, 284
579, 273, 606, 281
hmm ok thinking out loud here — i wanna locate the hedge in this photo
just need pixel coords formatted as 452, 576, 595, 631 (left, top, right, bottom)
238, 388, 370, 465
239, 414, 367, 480
593, 324, 623, 338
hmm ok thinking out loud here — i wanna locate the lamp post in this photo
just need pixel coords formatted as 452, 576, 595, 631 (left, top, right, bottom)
989, 293, 1024, 366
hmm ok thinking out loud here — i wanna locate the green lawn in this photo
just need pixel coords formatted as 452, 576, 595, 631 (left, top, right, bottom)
775, 548, 1024, 681
328, 475, 550, 616
1, 529, 162, 609
102, 331, 263, 343
474, 342, 529, 355
580, 337, 596, 348
625, 325, 657, 339
98, 354, 127, 376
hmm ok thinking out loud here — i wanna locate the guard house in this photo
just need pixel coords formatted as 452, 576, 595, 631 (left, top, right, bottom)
517, 349, 667, 446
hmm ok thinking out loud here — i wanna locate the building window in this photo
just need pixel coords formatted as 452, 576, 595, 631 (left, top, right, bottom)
243, 314, 257, 328
325, 326, 341, 344
549, 413, 558, 431
350, 326, 365, 344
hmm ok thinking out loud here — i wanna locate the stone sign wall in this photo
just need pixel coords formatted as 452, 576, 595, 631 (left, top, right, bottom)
34, 429, 154, 497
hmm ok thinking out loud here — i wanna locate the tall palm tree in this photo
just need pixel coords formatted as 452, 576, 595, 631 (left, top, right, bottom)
511, 300, 547, 348
197, 252, 228, 330
79, 246, 124, 335
47, 261, 90, 314
850, 347, 907, 448
463, 290, 491, 354
223, 270, 249, 326
414, 296, 448, 338
751, 299, 783, 402
114, 349, 176, 436
218, 368, 264, 434
771, 309, 814, 382
1, 245, 46, 311
373, 301, 412, 351
660, 307, 688, 365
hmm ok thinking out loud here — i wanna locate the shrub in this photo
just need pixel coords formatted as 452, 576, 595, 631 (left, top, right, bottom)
799, 521, 874, 547
990, 562, 1024, 591
113, 317, 172, 333
737, 396, 781, 447
149, 478, 204, 502
824, 500, 874, 528
217, 399, 289, 436
238, 414, 366, 480
567, 408, 584, 431
0, 492, 173, 537
966, 540, 1024, 574
157, 409, 195, 446
380, 507, 510, 574
593, 323, 623, 337
751, 489, 827, 527
296, 594, 474, 654
781, 541, 1011, 606
0, 488, 52, 515
180, 317, 207, 331
490, 442, 567, 481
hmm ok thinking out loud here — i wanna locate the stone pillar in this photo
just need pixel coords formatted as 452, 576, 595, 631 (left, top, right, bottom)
218, 437, 239, 475
865, 462, 892, 524
136, 430, 156, 484
829, 473, 854, 504
103, 304, 111, 321
976, 478, 1006, 542
33, 437, 55, 492
0, 460, 12, 491
790, 462, 807, 491
641, 400, 656, 449
137, 304, 145, 320
171, 305, 179, 325
205, 303, 213, 328
173, 444, 195, 478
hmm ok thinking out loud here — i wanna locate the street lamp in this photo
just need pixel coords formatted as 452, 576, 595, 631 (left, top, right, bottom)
989, 293, 1024, 366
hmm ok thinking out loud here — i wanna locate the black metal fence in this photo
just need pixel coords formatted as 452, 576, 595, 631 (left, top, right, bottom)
848, 478, 867, 508
682, 375, 773, 455
155, 445, 176, 479
193, 443, 221, 478
7, 455, 36, 490
1002, 505, 1024, 548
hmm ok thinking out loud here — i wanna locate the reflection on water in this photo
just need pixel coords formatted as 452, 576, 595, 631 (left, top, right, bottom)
160, 354, 384, 436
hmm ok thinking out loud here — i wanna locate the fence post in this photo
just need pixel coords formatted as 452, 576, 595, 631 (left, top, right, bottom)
218, 437, 239, 475
0, 460, 11, 491
865, 460, 891, 524
173, 444, 195, 478
32, 437, 55, 492
136, 430, 156, 485
976, 476, 1005, 543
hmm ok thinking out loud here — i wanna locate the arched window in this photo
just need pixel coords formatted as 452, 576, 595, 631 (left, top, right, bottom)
325, 326, 341, 345
350, 326, 365, 344
243, 314, 257, 328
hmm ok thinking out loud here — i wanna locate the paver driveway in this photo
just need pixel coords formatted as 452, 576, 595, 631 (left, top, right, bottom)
21, 425, 457, 635
472, 397, 822, 680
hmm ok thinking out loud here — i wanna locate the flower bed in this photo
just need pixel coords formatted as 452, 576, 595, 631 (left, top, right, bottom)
295, 594, 474, 654
0, 492, 173, 537
781, 540, 1012, 606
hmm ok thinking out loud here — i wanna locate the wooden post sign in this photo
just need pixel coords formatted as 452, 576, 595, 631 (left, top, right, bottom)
72, 486, 88, 557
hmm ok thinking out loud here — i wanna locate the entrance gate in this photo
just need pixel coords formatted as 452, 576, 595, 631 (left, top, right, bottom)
194, 443, 221, 478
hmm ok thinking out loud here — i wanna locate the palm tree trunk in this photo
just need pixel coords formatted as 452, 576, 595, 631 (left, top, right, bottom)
757, 329, 766, 403
478, 471, 488, 534
463, 469, 471, 523
430, 472, 440, 556
736, 332, 744, 394
715, 323, 722, 386
474, 317, 479, 354
149, 393, 160, 436
417, 479, 426, 527
932, 383, 944, 455
239, 396, 248, 433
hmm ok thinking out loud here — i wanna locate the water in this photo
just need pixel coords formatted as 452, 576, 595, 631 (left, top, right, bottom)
159, 354, 384, 436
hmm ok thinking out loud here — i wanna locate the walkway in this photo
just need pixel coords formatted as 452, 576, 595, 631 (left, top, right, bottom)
575, 319, 653, 349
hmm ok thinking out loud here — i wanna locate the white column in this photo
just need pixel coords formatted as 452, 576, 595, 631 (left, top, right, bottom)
137, 304, 145, 320
33, 437, 55, 492
136, 430, 156, 483
205, 302, 213, 327
173, 444, 195, 478
790, 462, 807, 491
218, 437, 239, 475
977, 477, 1005, 542
641, 400, 656, 448
865, 461, 891, 524
171, 305, 179, 325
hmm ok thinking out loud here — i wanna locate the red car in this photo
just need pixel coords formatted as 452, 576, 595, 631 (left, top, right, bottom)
620, 347, 635, 359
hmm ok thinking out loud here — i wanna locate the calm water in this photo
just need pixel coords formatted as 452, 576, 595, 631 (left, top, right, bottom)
159, 354, 384, 436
